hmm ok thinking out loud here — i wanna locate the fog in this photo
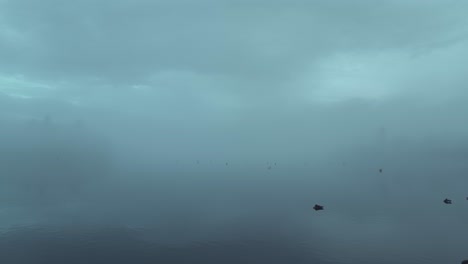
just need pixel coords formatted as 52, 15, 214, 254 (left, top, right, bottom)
1, 1, 468, 263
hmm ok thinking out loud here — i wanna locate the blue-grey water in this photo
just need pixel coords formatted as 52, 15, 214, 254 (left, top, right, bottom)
1, 120, 468, 264
1, 152, 468, 264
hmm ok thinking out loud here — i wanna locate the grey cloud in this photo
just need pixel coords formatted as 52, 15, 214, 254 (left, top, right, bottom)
1, 0, 467, 87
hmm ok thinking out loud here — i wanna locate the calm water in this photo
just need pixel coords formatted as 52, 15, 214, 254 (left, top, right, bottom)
1, 162, 467, 264
1, 141, 467, 263
0, 218, 466, 264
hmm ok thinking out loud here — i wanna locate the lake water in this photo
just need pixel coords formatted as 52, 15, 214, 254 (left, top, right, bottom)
1, 161, 467, 264
1, 137, 467, 264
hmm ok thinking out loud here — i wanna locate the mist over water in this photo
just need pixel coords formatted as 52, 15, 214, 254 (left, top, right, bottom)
1, 100, 468, 263
2, 1, 468, 263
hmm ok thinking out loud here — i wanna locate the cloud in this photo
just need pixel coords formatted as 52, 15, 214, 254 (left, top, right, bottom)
1, 0, 468, 151
1, 0, 468, 98
294, 37, 468, 103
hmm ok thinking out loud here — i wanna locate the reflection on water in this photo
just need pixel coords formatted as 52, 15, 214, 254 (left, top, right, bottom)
0, 217, 467, 264
1, 130, 467, 263
0, 225, 320, 264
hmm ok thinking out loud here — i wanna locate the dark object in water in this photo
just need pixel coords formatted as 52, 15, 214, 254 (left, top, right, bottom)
268, 166, 271, 170
313, 204, 324, 211
461, 260, 468, 264
379, 168, 383, 173
444, 198, 452, 204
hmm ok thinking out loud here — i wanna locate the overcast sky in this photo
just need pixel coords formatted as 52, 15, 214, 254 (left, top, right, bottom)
1, 1, 468, 102
1, 0, 468, 160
